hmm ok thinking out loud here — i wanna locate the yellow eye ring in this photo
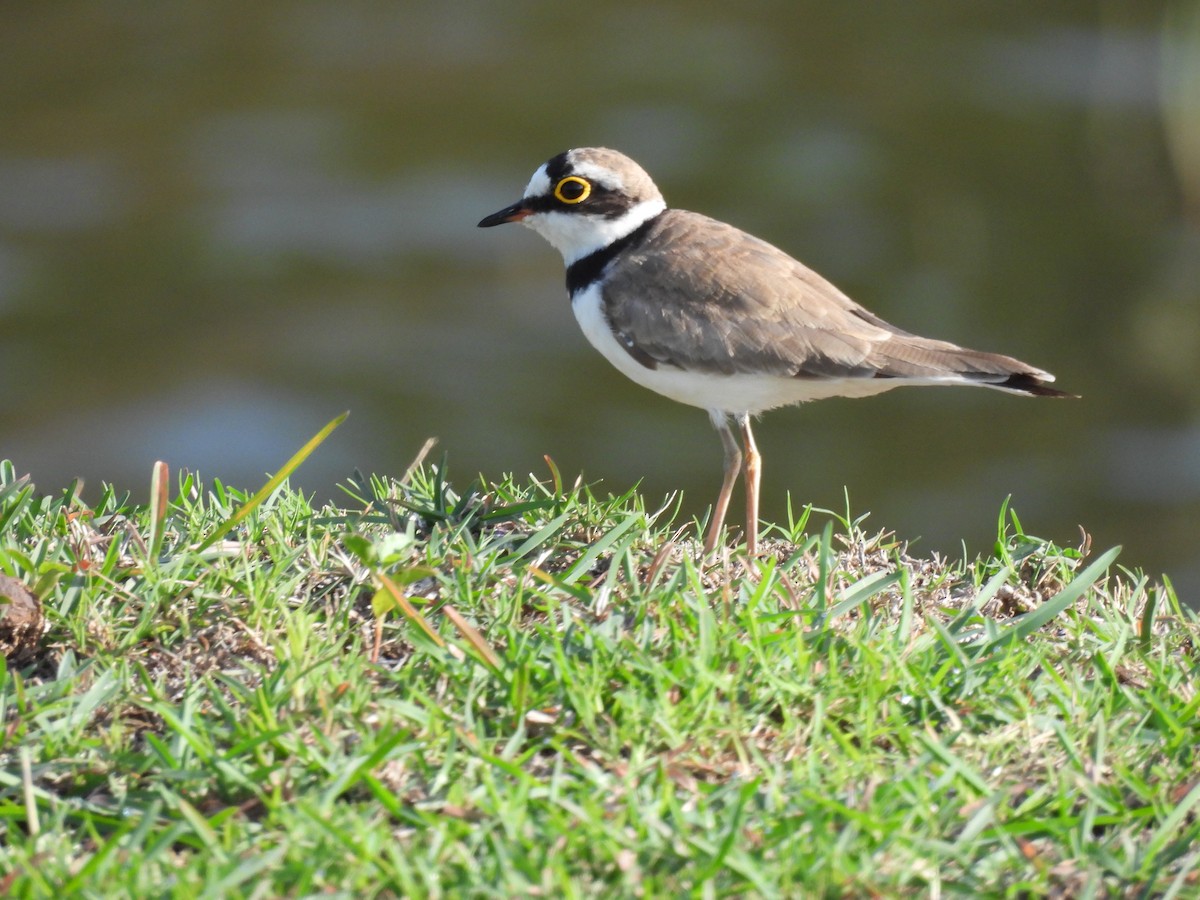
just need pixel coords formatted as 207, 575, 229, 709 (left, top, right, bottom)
554, 176, 592, 204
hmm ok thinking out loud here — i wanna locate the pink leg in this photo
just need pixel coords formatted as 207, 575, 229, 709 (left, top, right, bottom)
704, 412, 741, 554
738, 414, 761, 556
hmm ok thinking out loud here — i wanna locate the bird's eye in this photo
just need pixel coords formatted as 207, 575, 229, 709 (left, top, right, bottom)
554, 176, 592, 204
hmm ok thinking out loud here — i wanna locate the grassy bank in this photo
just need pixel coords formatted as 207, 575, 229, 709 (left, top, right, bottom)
1, 456, 1198, 896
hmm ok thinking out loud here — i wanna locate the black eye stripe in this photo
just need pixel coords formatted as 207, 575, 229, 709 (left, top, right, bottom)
525, 194, 562, 213
526, 188, 632, 219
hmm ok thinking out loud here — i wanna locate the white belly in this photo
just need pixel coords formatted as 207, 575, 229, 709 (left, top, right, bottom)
570, 283, 903, 415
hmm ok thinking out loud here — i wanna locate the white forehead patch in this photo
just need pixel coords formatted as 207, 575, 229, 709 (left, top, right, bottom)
524, 163, 551, 199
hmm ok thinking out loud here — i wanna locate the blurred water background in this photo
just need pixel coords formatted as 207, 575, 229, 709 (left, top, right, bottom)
3, 2, 1200, 599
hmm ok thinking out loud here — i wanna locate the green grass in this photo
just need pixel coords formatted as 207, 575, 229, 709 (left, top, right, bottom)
1, 455, 1198, 897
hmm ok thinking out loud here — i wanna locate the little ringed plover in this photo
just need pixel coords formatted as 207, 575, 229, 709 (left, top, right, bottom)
479, 147, 1073, 556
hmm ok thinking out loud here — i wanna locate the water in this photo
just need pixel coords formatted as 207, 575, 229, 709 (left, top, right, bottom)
2, 1, 1198, 600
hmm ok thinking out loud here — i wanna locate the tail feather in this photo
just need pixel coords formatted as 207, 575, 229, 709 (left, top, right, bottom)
986, 371, 1078, 398
869, 337, 1078, 398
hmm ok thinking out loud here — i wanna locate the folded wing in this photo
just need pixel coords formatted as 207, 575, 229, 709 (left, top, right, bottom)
601, 210, 1072, 397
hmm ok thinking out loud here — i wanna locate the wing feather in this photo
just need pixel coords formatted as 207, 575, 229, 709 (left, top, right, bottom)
601, 210, 1064, 392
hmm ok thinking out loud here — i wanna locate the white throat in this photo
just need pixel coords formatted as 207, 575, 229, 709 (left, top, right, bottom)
522, 197, 667, 265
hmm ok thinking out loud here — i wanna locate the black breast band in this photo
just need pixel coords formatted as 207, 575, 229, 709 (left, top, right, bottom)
565, 214, 661, 297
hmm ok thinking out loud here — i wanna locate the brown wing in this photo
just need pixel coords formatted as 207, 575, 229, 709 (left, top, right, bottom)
601, 209, 1067, 393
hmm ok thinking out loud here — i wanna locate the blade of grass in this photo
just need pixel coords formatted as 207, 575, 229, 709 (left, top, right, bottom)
321, 728, 419, 803
1143, 778, 1200, 863
894, 562, 915, 649
1139, 577, 1163, 653
811, 522, 835, 624
166, 792, 224, 856
195, 411, 348, 552
0, 470, 32, 506
944, 565, 1012, 640
20, 746, 38, 837
0, 477, 33, 536
916, 728, 991, 796
543, 454, 563, 497
401, 437, 438, 487
442, 604, 503, 671
528, 567, 593, 604
374, 572, 445, 649
510, 511, 572, 558
147, 460, 169, 561
825, 570, 902, 623
976, 546, 1122, 655
561, 513, 643, 585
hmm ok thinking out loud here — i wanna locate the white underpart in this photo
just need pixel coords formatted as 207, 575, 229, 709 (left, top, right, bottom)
570, 282, 937, 415
523, 198, 667, 265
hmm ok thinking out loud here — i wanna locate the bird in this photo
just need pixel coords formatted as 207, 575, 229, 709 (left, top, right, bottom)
478, 147, 1074, 557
